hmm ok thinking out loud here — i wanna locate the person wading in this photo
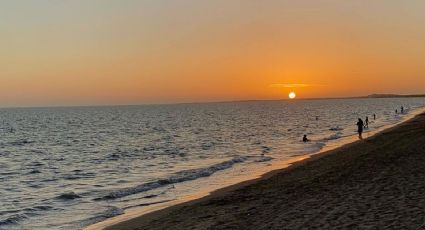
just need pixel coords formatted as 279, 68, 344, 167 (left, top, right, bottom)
357, 118, 364, 139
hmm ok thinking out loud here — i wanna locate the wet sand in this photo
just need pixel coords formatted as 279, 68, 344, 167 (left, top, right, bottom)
105, 113, 425, 230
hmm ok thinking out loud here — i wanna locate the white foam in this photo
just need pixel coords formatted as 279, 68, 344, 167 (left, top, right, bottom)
96, 157, 247, 200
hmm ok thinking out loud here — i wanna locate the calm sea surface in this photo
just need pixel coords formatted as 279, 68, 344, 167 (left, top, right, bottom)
1, 98, 424, 229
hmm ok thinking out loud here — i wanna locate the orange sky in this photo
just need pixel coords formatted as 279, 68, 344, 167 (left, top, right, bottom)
1, 1, 425, 106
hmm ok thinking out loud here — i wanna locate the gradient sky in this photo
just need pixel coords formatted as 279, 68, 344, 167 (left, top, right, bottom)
1, 1, 425, 106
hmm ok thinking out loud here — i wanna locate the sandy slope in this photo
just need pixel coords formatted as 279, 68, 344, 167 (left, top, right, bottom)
106, 113, 425, 230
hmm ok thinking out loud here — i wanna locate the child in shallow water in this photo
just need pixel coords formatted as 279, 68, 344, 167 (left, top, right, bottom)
303, 135, 309, 142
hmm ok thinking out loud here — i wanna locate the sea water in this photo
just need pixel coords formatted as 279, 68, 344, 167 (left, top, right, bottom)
0, 98, 424, 229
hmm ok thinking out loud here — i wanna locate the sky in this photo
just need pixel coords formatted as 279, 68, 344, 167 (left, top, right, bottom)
1, 0, 425, 106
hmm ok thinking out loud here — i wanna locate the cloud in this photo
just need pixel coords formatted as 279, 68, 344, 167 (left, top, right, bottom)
269, 83, 325, 88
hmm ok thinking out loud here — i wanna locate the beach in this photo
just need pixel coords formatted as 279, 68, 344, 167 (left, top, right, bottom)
102, 112, 425, 229
3, 100, 424, 229
4, 1, 425, 229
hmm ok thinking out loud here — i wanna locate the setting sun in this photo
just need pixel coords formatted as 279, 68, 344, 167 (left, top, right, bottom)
3, 1, 425, 229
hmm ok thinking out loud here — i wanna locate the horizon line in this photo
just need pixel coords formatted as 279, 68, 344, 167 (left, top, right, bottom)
1, 94, 424, 110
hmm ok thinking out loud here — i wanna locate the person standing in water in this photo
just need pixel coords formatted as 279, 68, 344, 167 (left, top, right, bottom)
357, 118, 364, 139
365, 116, 369, 128
401, 106, 404, 114
303, 135, 309, 142
373, 114, 376, 120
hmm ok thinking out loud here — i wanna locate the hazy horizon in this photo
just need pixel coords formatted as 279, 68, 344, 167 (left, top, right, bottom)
0, 93, 423, 109
2, 1, 425, 107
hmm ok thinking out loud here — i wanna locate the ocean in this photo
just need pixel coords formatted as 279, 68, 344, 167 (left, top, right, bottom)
0, 97, 424, 229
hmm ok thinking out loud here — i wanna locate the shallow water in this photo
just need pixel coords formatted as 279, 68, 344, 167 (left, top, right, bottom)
0, 98, 424, 229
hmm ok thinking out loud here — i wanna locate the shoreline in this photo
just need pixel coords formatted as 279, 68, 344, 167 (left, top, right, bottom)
86, 108, 425, 230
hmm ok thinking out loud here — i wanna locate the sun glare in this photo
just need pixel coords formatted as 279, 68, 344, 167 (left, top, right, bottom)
289, 92, 296, 99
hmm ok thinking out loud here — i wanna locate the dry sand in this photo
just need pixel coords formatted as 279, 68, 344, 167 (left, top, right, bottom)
106, 113, 425, 230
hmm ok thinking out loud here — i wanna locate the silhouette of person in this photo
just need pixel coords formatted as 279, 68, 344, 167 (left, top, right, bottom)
365, 116, 369, 128
401, 106, 404, 114
373, 114, 376, 120
395, 109, 398, 114
357, 118, 364, 139
303, 135, 309, 142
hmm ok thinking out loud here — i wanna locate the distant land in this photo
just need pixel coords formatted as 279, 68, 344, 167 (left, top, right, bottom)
304, 93, 425, 100
301, 94, 425, 101
188, 94, 425, 105
364, 94, 425, 98
1, 94, 424, 109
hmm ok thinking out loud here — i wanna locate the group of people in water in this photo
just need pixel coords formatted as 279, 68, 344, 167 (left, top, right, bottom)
395, 106, 404, 114
303, 106, 406, 142
354, 106, 405, 139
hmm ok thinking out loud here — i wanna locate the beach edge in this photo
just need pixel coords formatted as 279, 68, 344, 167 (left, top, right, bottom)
86, 109, 425, 230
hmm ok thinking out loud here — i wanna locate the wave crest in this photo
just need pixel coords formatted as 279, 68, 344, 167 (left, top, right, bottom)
95, 156, 246, 200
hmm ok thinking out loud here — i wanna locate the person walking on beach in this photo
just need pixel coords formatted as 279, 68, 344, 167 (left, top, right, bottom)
357, 118, 364, 139
401, 106, 404, 114
365, 116, 369, 128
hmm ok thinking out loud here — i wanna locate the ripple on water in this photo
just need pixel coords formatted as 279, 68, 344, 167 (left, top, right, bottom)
56, 192, 82, 200
0, 216, 25, 227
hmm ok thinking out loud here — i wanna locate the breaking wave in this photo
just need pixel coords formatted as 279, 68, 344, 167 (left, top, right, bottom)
96, 156, 247, 200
